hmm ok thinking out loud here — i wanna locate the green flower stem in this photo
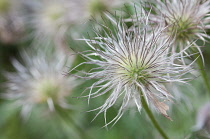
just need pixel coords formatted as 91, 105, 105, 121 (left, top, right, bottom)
140, 92, 169, 139
55, 105, 90, 139
68, 117, 89, 139
197, 57, 210, 96
194, 51, 210, 97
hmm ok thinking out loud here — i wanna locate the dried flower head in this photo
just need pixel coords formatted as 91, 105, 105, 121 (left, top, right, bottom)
0, 0, 24, 44
76, 12, 194, 126
31, 0, 88, 44
3, 49, 76, 118
151, 0, 210, 54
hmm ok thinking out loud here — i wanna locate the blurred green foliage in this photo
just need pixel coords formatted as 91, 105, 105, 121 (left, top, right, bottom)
0, 0, 210, 139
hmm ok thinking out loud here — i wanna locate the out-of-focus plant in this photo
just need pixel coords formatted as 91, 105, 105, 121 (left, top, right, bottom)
193, 102, 210, 138
1, 48, 90, 139
25, 0, 128, 51
150, 0, 210, 54
148, 0, 210, 98
27, 0, 88, 49
0, 0, 25, 44
87, 0, 128, 17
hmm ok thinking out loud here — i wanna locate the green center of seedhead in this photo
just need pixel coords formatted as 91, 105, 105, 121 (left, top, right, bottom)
89, 0, 107, 16
0, 0, 10, 14
36, 79, 60, 103
127, 66, 149, 83
167, 17, 198, 43
45, 4, 64, 21
118, 56, 149, 84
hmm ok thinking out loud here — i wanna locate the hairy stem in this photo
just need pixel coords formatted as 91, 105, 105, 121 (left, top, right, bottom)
140, 92, 169, 139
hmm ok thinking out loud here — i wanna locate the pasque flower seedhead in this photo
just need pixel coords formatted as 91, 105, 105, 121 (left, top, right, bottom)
150, 0, 210, 56
76, 11, 194, 126
3, 49, 76, 118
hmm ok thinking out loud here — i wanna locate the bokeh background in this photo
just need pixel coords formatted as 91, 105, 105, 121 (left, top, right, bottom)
0, 0, 210, 139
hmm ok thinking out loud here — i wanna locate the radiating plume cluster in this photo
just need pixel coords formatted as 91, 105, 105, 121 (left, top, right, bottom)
3, 49, 76, 118
75, 10, 195, 125
150, 0, 210, 55
0, 0, 24, 44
